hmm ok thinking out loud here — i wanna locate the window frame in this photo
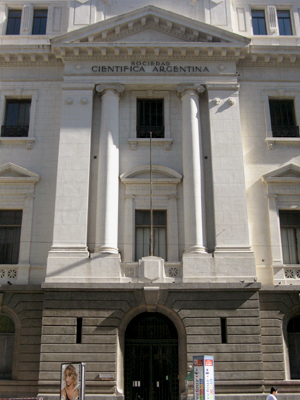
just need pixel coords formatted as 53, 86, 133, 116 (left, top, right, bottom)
251, 9, 267, 35
120, 164, 182, 267
279, 210, 300, 265
129, 91, 173, 150
0, 89, 38, 148
135, 209, 167, 261
262, 164, 300, 285
269, 99, 298, 138
2, 5, 51, 36
277, 9, 293, 36
2, 99, 31, 138
262, 90, 300, 149
5, 9, 22, 35
0, 210, 23, 265
0, 163, 39, 284
32, 8, 48, 35
136, 99, 165, 139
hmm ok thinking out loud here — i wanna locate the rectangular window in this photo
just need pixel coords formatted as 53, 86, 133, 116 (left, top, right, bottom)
32, 9, 48, 35
1, 99, 31, 137
137, 99, 164, 138
251, 10, 267, 35
135, 210, 167, 261
221, 318, 227, 344
278, 10, 292, 35
269, 99, 299, 137
280, 210, 300, 264
0, 210, 22, 264
76, 318, 82, 344
6, 10, 22, 35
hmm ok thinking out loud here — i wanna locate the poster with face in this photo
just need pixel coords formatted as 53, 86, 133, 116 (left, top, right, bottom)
60, 363, 82, 400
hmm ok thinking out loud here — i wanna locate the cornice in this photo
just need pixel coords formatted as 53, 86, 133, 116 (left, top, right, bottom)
1, 38, 300, 66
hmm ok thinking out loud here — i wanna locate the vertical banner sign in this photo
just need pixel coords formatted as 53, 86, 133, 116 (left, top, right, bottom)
60, 362, 86, 400
193, 356, 204, 400
204, 356, 215, 400
193, 356, 214, 400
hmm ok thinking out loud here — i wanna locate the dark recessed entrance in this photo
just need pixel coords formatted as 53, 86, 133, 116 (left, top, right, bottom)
125, 312, 179, 400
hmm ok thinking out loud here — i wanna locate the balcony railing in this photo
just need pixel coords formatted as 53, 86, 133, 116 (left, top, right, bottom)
272, 126, 299, 138
1, 125, 29, 137
137, 126, 165, 139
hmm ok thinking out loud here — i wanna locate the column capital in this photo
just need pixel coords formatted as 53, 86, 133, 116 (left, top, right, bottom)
177, 83, 205, 97
96, 83, 124, 96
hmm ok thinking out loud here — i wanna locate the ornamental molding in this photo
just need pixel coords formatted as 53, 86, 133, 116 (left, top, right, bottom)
0, 162, 40, 184
128, 138, 173, 150
120, 164, 182, 184
65, 97, 74, 105
261, 163, 300, 185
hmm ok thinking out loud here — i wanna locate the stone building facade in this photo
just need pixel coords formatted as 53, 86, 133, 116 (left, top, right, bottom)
0, 1, 300, 399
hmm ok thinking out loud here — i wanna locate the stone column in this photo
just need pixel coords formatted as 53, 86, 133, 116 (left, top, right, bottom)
46, 85, 94, 281
206, 83, 256, 278
178, 84, 207, 254
168, 193, 179, 261
94, 83, 124, 254
266, 193, 285, 283
123, 194, 135, 262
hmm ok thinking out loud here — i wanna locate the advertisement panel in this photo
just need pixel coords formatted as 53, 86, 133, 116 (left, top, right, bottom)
193, 356, 204, 400
204, 356, 214, 400
193, 356, 214, 400
60, 363, 86, 400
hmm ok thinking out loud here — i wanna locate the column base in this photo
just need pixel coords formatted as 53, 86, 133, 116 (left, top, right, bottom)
45, 249, 121, 282
94, 245, 119, 254
90, 252, 121, 281
184, 245, 207, 254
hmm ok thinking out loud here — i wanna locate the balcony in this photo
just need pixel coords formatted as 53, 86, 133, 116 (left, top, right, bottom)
1, 125, 29, 137
137, 126, 165, 139
272, 126, 299, 138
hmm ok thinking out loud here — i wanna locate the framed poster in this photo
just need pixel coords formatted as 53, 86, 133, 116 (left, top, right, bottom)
60, 363, 85, 400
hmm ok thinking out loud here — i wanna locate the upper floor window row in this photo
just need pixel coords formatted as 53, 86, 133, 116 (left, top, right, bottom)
6, 9, 47, 35
252, 8, 293, 36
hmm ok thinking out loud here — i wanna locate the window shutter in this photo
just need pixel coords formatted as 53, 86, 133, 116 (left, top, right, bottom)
268, 6, 278, 32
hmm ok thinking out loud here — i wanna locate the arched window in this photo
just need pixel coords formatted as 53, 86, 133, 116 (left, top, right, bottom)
287, 315, 300, 379
0, 315, 15, 379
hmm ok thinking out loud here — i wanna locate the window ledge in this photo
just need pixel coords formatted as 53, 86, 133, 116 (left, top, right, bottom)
0, 137, 35, 149
129, 138, 173, 150
266, 137, 300, 150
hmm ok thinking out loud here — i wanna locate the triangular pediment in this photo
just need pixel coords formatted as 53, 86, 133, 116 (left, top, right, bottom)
52, 5, 249, 47
262, 164, 300, 183
0, 163, 40, 183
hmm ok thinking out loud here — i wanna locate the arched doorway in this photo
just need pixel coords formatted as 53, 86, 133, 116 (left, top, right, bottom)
124, 312, 179, 400
287, 315, 300, 378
